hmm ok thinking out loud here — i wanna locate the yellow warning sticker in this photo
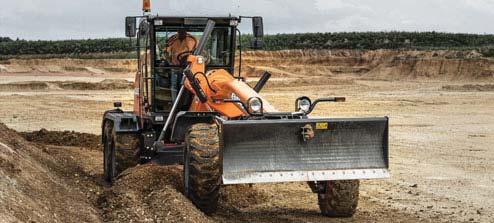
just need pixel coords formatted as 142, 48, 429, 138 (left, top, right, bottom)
316, 122, 329, 130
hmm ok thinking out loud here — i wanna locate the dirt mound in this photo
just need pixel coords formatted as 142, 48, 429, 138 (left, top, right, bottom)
21, 129, 101, 150
0, 79, 133, 91
246, 76, 354, 89
243, 65, 304, 78
58, 79, 133, 90
0, 64, 8, 72
220, 185, 268, 209
98, 163, 269, 222
442, 84, 494, 91
0, 123, 101, 222
3, 59, 136, 74
98, 164, 213, 223
84, 67, 106, 75
0, 81, 50, 91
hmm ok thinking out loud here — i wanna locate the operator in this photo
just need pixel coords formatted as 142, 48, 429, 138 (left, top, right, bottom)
165, 30, 197, 101
165, 30, 197, 65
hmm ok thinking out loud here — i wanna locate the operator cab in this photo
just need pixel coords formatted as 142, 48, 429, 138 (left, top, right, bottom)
132, 17, 239, 114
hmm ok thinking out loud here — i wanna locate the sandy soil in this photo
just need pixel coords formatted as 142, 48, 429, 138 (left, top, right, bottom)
1, 56, 494, 222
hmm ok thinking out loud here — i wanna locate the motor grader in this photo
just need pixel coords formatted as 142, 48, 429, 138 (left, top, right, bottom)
102, 1, 389, 217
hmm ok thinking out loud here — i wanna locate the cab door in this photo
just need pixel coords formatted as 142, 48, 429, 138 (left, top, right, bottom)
134, 20, 152, 121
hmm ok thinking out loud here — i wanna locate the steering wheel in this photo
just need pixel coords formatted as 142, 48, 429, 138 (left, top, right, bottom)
176, 51, 194, 65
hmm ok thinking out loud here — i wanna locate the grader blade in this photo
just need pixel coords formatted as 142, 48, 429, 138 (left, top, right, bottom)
219, 117, 389, 184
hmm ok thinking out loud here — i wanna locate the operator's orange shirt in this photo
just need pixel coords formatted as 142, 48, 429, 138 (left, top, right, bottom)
166, 34, 197, 65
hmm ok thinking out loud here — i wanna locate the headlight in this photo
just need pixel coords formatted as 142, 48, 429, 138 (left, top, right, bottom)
248, 97, 263, 114
297, 97, 312, 113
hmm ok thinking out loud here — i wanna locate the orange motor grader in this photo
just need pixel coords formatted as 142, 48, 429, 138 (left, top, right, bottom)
102, 2, 389, 217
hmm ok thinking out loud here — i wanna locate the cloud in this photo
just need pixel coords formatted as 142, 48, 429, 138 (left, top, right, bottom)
2, 0, 494, 40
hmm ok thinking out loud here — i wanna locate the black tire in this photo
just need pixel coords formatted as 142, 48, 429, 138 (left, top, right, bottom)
103, 120, 141, 184
183, 123, 221, 214
103, 121, 117, 183
318, 180, 360, 217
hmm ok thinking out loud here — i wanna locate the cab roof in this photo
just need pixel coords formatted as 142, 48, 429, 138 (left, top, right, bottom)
148, 16, 238, 26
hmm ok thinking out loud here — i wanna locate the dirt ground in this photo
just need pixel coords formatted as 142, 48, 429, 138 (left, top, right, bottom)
1, 54, 494, 222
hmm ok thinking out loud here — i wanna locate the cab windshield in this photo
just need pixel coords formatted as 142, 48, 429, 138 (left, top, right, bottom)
155, 26, 233, 67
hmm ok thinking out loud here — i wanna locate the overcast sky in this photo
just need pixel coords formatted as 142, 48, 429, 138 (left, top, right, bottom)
2, 0, 494, 40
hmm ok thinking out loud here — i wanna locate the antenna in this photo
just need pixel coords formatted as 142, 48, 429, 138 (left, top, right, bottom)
236, 0, 241, 15
230, 0, 240, 16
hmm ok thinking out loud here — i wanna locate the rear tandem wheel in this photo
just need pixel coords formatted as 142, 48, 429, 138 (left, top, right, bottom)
103, 121, 117, 183
317, 180, 360, 217
103, 120, 140, 184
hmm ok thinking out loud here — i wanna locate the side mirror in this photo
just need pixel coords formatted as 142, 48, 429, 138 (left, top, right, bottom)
125, 17, 137, 37
252, 17, 264, 38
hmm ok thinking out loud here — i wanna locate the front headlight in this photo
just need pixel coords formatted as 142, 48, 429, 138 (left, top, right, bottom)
248, 97, 263, 114
297, 98, 311, 113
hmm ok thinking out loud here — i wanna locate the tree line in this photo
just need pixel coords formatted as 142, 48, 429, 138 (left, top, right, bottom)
0, 37, 13, 43
2, 32, 494, 57
0, 38, 133, 56
242, 32, 494, 50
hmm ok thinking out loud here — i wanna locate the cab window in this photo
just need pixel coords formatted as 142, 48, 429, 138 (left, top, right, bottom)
155, 27, 232, 67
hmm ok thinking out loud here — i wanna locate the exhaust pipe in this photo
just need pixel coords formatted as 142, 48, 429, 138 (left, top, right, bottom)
253, 71, 271, 93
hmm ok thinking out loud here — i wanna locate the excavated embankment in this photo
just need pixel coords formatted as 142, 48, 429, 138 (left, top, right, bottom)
0, 123, 101, 222
1, 124, 268, 222
2, 50, 493, 81
0, 79, 133, 91
241, 50, 494, 80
